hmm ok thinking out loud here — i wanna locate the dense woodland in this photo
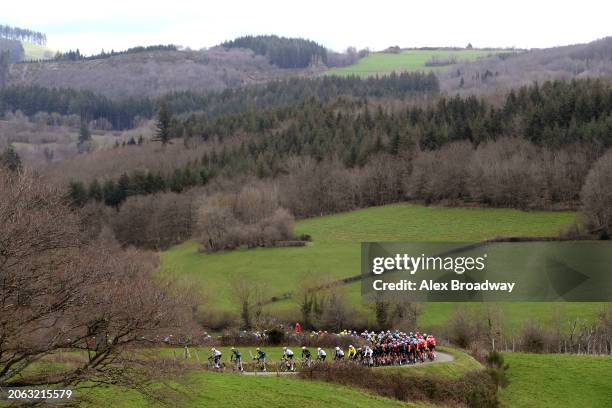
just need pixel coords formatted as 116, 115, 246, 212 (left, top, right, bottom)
222, 35, 328, 68
0, 72, 438, 129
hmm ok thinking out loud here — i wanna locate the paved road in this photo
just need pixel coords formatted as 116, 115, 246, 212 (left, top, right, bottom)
242, 352, 454, 376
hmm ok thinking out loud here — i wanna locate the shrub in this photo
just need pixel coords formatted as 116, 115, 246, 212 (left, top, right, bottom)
267, 328, 285, 345
521, 320, 547, 353
449, 310, 474, 348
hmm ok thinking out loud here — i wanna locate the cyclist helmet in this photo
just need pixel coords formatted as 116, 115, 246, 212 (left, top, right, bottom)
335, 346, 340, 351
317, 347, 322, 351
283, 347, 287, 351
256, 347, 260, 351
302, 346, 306, 350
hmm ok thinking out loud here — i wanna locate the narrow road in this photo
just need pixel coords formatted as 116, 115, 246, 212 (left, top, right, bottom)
242, 351, 454, 376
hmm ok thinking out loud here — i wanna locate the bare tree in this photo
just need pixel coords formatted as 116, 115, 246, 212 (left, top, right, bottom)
581, 150, 612, 237
229, 274, 266, 330
0, 167, 190, 393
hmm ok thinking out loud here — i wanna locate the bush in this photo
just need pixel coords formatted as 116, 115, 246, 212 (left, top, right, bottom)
521, 320, 547, 353
196, 309, 237, 331
449, 310, 475, 348
267, 328, 285, 345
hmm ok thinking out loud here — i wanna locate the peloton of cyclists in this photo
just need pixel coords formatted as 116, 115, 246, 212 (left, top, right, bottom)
204, 329, 437, 371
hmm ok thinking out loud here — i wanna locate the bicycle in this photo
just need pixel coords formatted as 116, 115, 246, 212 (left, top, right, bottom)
207, 356, 226, 370
279, 357, 295, 372
299, 357, 313, 369
252, 358, 267, 372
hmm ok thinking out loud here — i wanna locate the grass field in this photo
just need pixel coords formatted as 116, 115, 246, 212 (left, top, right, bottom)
82, 370, 430, 408
327, 49, 497, 76
380, 347, 482, 379
21, 42, 54, 60
500, 353, 612, 407
158, 203, 606, 332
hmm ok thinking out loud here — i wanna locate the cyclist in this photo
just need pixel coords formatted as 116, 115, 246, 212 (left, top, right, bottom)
230, 347, 243, 371
317, 347, 327, 361
301, 346, 312, 360
254, 347, 267, 372
283, 347, 295, 371
426, 334, 437, 360
363, 345, 374, 367
334, 346, 345, 360
210, 347, 223, 368
347, 344, 357, 359
417, 336, 427, 362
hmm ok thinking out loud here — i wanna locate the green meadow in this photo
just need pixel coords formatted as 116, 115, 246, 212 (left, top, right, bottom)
327, 49, 497, 76
500, 353, 612, 407
158, 204, 606, 332
82, 371, 429, 408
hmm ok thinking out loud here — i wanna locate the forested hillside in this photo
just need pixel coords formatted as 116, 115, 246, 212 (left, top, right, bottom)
442, 36, 612, 94
0, 71, 438, 129
6, 47, 300, 98
222, 35, 328, 68
40, 78, 612, 251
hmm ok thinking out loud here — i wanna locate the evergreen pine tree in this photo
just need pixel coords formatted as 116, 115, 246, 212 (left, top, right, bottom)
78, 120, 92, 153
68, 181, 88, 207
0, 145, 22, 172
88, 179, 103, 201
155, 103, 172, 145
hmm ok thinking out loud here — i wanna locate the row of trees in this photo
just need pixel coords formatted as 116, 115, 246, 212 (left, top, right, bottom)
222, 35, 328, 68
0, 24, 46, 45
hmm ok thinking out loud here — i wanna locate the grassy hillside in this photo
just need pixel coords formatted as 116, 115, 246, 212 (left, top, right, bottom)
500, 353, 612, 407
327, 49, 496, 76
21, 42, 54, 60
83, 371, 428, 408
158, 203, 604, 331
